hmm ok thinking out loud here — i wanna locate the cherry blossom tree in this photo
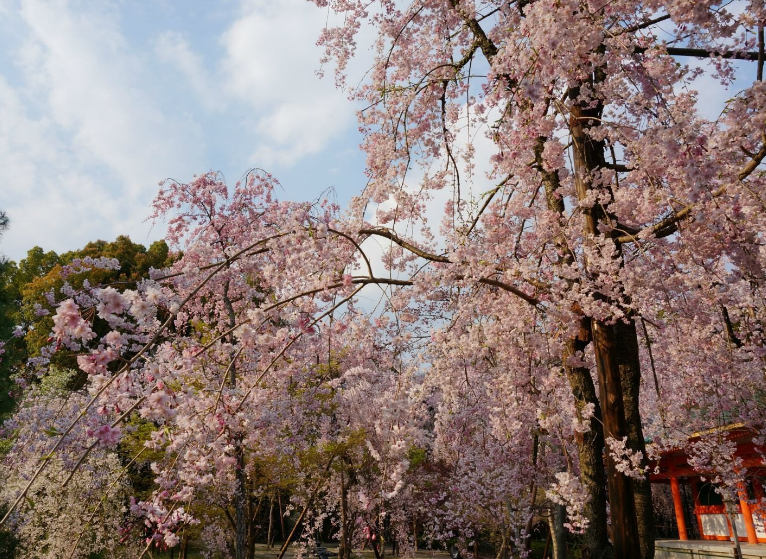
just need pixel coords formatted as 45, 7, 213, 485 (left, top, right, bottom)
1, 368, 136, 559
0, 171, 422, 559
305, 1, 766, 557
2, 3, 766, 559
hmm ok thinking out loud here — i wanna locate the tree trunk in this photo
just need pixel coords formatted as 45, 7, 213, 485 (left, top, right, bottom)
524, 434, 540, 554
222, 283, 249, 559
590, 320, 641, 559
340, 470, 351, 559
548, 504, 569, 559
538, 135, 613, 558
564, 334, 612, 559
268, 494, 276, 549
570, 87, 641, 559
615, 319, 655, 559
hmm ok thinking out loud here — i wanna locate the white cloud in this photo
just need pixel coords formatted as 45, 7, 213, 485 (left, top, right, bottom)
154, 30, 225, 112
0, 75, 161, 260
0, 0, 208, 260
0, 0, 374, 261
221, 0, 360, 167
16, 0, 202, 190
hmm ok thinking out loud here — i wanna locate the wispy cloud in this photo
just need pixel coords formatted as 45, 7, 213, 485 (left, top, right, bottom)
154, 30, 225, 112
17, 0, 202, 189
221, 0, 356, 167
0, 0, 371, 261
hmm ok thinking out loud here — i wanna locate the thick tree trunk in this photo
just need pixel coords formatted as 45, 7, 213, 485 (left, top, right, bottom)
615, 319, 655, 559
590, 321, 641, 559
570, 87, 641, 559
539, 136, 613, 558
564, 335, 612, 559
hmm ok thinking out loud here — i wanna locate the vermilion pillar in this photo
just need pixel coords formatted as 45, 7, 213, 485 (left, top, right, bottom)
670, 476, 688, 540
738, 483, 759, 544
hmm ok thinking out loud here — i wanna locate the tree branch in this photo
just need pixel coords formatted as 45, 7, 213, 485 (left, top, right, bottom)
360, 227, 450, 262
633, 45, 763, 61
603, 162, 632, 173
448, 0, 499, 62
360, 227, 540, 305
616, 139, 766, 244
615, 14, 672, 36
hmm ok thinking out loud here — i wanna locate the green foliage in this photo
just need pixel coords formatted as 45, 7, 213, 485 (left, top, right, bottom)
118, 416, 168, 499
0, 237, 171, 415
0, 249, 62, 416
407, 446, 427, 470
0, 503, 18, 559
0, 528, 19, 559
60, 236, 170, 284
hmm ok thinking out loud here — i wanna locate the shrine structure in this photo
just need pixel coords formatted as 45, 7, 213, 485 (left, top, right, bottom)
649, 424, 766, 546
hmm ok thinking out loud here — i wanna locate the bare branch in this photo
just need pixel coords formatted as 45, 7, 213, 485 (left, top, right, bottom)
633, 45, 763, 61
615, 13, 672, 36
360, 227, 541, 305
360, 227, 450, 262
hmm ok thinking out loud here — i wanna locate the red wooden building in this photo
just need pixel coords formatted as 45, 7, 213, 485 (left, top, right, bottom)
649, 424, 766, 545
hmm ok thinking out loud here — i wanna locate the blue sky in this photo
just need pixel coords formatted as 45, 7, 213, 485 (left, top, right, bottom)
0, 0, 371, 261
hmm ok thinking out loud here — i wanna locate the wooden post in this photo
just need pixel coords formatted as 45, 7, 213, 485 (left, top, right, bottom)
691, 479, 705, 538
738, 483, 759, 544
267, 494, 276, 548
670, 476, 688, 541
278, 491, 286, 544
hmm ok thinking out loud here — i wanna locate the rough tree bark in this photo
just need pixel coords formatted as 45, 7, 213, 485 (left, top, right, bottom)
564, 334, 612, 559
539, 136, 612, 558
615, 319, 655, 559
570, 84, 642, 559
